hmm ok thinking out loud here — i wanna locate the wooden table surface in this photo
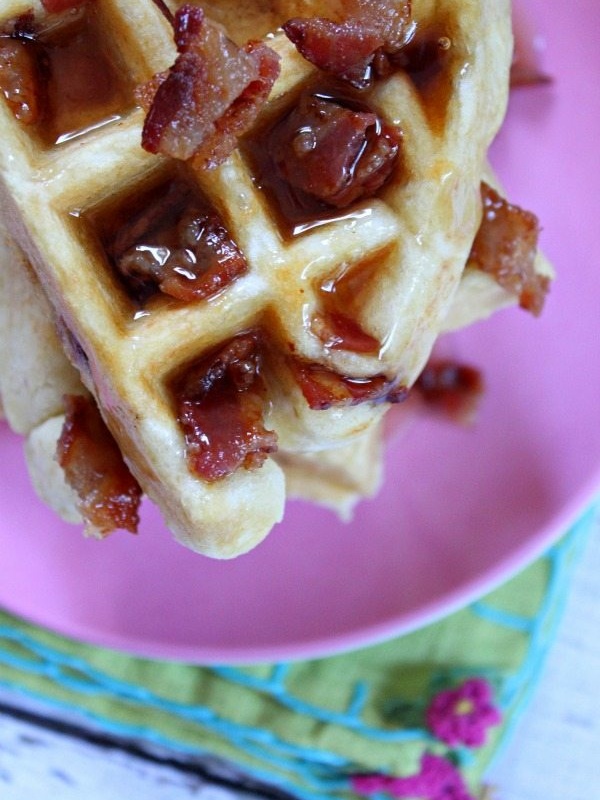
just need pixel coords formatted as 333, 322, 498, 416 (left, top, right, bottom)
1, 513, 599, 800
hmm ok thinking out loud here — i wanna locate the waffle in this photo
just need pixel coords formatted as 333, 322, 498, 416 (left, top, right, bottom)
0, 0, 515, 557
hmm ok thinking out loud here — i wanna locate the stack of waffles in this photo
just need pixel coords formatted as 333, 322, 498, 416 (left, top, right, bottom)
0, 0, 552, 557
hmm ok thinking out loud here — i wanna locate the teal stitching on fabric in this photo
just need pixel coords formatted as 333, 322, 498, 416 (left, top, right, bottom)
0, 504, 595, 800
469, 604, 534, 633
348, 681, 370, 716
212, 665, 430, 744
0, 624, 430, 744
0, 634, 352, 771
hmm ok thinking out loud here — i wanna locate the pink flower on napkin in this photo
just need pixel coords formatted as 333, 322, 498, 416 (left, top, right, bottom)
425, 678, 501, 748
352, 752, 475, 800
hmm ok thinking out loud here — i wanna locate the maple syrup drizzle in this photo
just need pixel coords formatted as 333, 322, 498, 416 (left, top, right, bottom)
0, 4, 134, 144
392, 20, 456, 134
310, 246, 393, 354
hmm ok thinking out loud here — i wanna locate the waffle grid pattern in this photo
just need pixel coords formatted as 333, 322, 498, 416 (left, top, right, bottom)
0, 0, 511, 555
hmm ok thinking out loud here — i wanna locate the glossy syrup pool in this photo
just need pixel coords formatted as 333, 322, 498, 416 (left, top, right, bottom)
0, 4, 135, 145
81, 166, 246, 313
242, 80, 400, 239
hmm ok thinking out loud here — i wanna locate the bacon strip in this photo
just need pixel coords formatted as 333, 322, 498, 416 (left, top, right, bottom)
57, 395, 142, 536
283, 0, 412, 88
290, 358, 408, 410
176, 333, 278, 482
267, 91, 399, 208
139, 4, 280, 170
469, 183, 548, 316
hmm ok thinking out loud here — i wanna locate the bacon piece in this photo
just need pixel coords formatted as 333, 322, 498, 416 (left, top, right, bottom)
57, 395, 142, 536
268, 91, 399, 208
415, 360, 483, 424
469, 183, 548, 315
283, 0, 412, 88
311, 311, 380, 354
290, 358, 408, 410
176, 333, 277, 482
0, 36, 41, 124
139, 4, 280, 170
112, 182, 247, 303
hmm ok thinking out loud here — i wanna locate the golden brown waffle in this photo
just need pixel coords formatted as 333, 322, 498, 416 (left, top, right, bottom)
0, 0, 514, 557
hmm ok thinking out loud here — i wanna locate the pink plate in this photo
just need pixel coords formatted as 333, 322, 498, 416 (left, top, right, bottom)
1, 1, 599, 664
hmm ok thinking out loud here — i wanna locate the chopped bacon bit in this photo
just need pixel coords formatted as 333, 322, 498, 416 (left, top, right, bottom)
415, 360, 483, 424
311, 311, 380, 354
469, 183, 549, 315
57, 395, 142, 536
139, 4, 280, 170
283, 0, 412, 88
290, 358, 408, 410
111, 180, 247, 303
0, 37, 41, 124
268, 91, 399, 208
176, 332, 277, 482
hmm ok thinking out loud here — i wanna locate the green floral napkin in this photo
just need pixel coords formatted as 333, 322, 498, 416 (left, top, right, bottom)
0, 505, 595, 800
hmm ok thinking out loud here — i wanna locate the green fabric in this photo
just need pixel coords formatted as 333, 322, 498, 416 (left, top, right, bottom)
0, 505, 595, 799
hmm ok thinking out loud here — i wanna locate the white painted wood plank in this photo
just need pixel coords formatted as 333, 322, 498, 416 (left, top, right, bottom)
0, 708, 272, 800
0, 711, 246, 800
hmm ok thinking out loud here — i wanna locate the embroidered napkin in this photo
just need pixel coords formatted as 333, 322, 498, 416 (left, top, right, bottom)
0, 505, 595, 800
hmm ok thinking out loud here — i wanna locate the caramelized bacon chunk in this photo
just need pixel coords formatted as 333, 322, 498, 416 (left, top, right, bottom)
415, 360, 483, 424
57, 395, 142, 536
268, 91, 399, 208
290, 358, 408, 410
111, 181, 247, 303
469, 183, 548, 315
311, 312, 380, 354
176, 333, 277, 482
139, 4, 280, 169
283, 0, 412, 88
0, 36, 41, 124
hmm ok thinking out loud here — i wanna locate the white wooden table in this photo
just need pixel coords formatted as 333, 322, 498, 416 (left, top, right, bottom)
1, 515, 599, 800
